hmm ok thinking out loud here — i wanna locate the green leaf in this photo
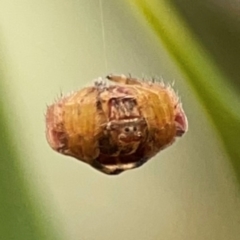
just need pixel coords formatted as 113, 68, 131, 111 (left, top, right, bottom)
130, 0, 240, 182
0, 55, 60, 240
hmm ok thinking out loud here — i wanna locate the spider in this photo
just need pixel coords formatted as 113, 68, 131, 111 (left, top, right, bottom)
46, 74, 188, 175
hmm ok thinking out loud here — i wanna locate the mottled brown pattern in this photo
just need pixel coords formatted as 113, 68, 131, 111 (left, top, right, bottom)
46, 74, 188, 175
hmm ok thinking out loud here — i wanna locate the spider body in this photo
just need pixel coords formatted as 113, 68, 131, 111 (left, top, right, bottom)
46, 74, 188, 175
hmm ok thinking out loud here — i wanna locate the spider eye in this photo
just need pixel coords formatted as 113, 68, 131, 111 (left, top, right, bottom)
124, 127, 130, 132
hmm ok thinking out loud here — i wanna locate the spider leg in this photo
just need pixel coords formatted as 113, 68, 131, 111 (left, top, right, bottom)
133, 157, 148, 168
91, 159, 124, 175
106, 74, 142, 86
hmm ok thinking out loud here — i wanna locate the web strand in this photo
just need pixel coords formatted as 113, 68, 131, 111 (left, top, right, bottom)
99, 0, 108, 73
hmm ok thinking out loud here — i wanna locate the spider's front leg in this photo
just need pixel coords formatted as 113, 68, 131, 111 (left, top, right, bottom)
91, 156, 149, 175
106, 74, 143, 86
91, 159, 124, 175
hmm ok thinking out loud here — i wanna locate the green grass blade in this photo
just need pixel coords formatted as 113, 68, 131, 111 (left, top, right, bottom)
130, 0, 240, 182
0, 62, 60, 240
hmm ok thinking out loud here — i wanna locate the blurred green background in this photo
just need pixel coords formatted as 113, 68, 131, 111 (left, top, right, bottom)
0, 0, 240, 240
